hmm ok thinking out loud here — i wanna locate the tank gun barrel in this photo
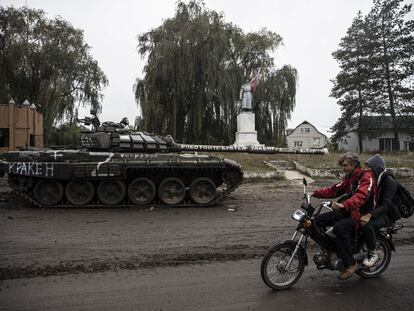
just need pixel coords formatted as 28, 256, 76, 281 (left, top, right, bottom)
171, 144, 327, 155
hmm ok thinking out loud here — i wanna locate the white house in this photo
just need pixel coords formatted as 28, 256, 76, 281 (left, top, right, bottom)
338, 115, 414, 152
286, 121, 329, 149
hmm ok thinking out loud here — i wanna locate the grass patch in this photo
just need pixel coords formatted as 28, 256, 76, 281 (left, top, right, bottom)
202, 151, 414, 170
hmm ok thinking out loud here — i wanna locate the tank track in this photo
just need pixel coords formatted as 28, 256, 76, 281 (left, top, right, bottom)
10, 170, 243, 209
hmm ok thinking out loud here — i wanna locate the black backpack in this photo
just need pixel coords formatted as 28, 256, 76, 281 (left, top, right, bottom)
393, 181, 414, 218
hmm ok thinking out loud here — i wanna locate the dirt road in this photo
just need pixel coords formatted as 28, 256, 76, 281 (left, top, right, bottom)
1, 245, 414, 311
1, 178, 413, 280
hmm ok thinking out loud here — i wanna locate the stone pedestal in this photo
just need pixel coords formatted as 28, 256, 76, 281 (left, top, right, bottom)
233, 112, 263, 147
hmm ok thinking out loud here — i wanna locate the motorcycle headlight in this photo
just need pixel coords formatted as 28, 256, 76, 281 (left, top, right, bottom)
292, 209, 305, 222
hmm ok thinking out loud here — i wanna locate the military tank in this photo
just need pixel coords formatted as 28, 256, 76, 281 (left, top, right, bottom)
0, 111, 325, 208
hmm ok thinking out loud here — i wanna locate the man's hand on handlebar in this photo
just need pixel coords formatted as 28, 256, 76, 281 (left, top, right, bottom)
332, 202, 345, 210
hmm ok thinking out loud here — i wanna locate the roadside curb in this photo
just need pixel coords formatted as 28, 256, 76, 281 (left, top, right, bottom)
243, 171, 284, 179
293, 161, 414, 179
243, 165, 414, 180
293, 161, 341, 178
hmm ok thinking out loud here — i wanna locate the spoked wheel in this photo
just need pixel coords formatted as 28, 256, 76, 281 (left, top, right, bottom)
65, 180, 95, 206
357, 236, 391, 278
97, 180, 126, 205
128, 178, 156, 205
33, 180, 64, 206
158, 178, 186, 205
189, 177, 217, 204
261, 242, 305, 290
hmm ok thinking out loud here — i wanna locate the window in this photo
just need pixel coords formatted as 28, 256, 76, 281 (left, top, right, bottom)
301, 127, 311, 133
404, 141, 414, 152
30, 134, 35, 147
294, 141, 302, 148
0, 128, 9, 147
379, 138, 397, 151
313, 138, 321, 145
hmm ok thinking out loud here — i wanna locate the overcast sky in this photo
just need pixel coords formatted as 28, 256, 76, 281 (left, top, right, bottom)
3, 0, 410, 138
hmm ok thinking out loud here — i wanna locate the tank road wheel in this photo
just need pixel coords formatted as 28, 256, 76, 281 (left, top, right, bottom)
97, 180, 126, 205
128, 178, 156, 205
65, 180, 95, 206
33, 180, 64, 206
158, 178, 186, 205
189, 177, 217, 204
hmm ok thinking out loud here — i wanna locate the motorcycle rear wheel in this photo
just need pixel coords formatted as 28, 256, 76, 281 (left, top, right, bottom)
357, 235, 391, 278
261, 243, 305, 290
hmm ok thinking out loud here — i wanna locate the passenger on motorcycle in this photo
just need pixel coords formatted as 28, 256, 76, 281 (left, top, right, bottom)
311, 152, 376, 280
361, 154, 400, 267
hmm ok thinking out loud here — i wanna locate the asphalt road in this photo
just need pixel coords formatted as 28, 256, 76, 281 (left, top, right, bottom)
1, 244, 413, 311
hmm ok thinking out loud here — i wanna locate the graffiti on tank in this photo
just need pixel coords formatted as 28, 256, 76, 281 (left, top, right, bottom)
80, 136, 94, 147
91, 153, 115, 177
179, 145, 247, 152
119, 153, 157, 159
50, 151, 63, 161
8, 162, 54, 177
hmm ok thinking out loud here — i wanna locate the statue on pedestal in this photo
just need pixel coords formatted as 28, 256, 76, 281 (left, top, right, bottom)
239, 69, 261, 112
234, 69, 264, 147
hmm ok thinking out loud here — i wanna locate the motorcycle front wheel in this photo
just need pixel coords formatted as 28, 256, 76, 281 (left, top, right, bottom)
261, 242, 305, 290
357, 235, 391, 278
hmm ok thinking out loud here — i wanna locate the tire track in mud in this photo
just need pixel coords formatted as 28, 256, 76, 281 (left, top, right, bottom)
0, 245, 267, 280
2, 236, 414, 280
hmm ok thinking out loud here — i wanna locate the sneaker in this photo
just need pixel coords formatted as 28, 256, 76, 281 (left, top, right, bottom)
363, 252, 379, 267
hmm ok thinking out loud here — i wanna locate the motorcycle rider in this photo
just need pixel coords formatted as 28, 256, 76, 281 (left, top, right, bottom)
360, 154, 400, 267
311, 152, 376, 280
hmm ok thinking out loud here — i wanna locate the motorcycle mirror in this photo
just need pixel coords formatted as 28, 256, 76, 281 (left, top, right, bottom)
303, 178, 307, 186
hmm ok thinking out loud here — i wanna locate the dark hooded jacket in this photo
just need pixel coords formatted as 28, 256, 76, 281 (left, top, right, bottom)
366, 155, 401, 222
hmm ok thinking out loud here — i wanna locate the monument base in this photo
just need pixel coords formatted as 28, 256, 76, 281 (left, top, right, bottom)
234, 131, 264, 147
233, 112, 264, 147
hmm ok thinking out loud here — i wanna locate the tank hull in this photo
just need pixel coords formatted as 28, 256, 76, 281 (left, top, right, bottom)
0, 151, 243, 207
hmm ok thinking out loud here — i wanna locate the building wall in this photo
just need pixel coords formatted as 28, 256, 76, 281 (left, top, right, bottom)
0, 103, 43, 153
287, 123, 328, 149
338, 131, 414, 152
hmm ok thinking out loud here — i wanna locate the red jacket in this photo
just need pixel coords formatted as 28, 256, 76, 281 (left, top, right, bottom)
313, 167, 376, 229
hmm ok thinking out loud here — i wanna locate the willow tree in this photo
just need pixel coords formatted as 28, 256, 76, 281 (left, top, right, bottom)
0, 6, 108, 143
135, 0, 297, 145
254, 65, 297, 146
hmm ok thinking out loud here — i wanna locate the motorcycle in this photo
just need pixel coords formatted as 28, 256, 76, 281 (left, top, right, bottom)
261, 178, 403, 290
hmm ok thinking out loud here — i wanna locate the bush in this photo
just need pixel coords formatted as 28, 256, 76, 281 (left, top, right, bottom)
48, 124, 87, 148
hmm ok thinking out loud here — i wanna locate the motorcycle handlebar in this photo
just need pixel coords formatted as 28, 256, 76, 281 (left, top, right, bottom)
321, 201, 333, 211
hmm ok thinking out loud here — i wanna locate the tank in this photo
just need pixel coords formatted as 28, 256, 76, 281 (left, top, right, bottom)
0, 111, 325, 208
